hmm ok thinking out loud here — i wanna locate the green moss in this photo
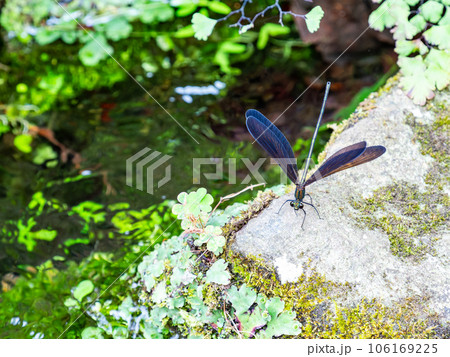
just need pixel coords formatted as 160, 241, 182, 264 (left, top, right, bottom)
406, 111, 449, 165
223, 245, 435, 338
351, 183, 447, 259
351, 94, 449, 259
376, 73, 401, 96
221, 191, 436, 338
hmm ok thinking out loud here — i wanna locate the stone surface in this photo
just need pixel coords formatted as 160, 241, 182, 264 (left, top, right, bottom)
232, 83, 450, 324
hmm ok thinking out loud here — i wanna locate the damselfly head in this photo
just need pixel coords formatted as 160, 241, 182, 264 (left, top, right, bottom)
290, 201, 304, 210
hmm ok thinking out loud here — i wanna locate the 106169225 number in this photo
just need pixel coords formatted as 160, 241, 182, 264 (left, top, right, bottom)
368, 343, 438, 354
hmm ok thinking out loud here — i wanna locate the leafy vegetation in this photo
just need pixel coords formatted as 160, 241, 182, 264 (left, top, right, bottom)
0, 0, 321, 117
369, 0, 450, 105
1, 0, 448, 340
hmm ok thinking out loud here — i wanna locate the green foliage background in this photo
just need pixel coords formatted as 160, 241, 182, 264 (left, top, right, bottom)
0, 0, 447, 339
369, 0, 450, 104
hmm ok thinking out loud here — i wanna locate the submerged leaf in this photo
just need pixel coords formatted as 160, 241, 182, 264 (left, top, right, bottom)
81, 327, 104, 339
73, 280, 94, 302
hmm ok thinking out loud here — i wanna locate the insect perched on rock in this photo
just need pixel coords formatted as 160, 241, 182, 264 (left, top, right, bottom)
245, 82, 386, 228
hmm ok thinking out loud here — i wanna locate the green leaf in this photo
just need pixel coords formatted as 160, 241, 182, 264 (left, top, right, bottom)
194, 225, 225, 254
394, 18, 421, 40
206, 234, 225, 255
14, 134, 33, 153
32, 229, 57, 241
399, 56, 435, 105
35, 28, 60, 45
369, 1, 392, 31
192, 13, 217, 41
257, 23, 290, 49
152, 281, 167, 304
176, 4, 199, 17
105, 17, 132, 41
410, 14, 427, 33
256, 297, 301, 338
439, 8, 450, 25
208, 1, 231, 15
425, 48, 450, 69
16, 83, 28, 93
419, 1, 444, 23
172, 188, 214, 218
171, 267, 196, 286
424, 49, 450, 90
425, 63, 449, 90
263, 310, 300, 338
227, 284, 256, 315
78, 35, 113, 66
238, 306, 268, 337
173, 25, 195, 38
369, 0, 410, 32
112, 326, 129, 339
139, 3, 174, 24
423, 24, 450, 49
73, 280, 94, 302
266, 297, 285, 319
81, 327, 104, 339
64, 297, 79, 308
218, 42, 246, 54
395, 40, 416, 56
64, 238, 90, 247
38, 73, 64, 93
32, 145, 57, 165
208, 202, 247, 226
61, 31, 78, 44
213, 41, 246, 73
206, 259, 230, 285
305, 6, 324, 33
156, 35, 174, 52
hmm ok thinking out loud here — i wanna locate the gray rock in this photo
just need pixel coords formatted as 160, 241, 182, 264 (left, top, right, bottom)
232, 82, 450, 324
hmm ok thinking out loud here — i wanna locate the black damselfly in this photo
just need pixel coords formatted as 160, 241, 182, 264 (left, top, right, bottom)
245, 82, 386, 227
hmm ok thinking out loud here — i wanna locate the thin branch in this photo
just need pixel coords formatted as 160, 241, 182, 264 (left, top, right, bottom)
217, 0, 307, 32
209, 182, 266, 220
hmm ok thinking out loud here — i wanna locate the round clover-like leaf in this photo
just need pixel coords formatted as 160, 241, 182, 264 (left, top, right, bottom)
206, 259, 230, 285
194, 225, 224, 254
206, 234, 225, 255
227, 284, 257, 315
172, 188, 214, 219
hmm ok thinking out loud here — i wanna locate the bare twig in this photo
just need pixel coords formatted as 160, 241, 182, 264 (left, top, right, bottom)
217, 0, 306, 32
209, 182, 266, 220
